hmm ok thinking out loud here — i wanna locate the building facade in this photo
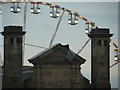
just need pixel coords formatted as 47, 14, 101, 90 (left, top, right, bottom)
24, 44, 90, 88
1, 26, 113, 89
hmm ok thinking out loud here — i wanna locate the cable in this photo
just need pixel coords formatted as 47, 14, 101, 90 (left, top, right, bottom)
0, 44, 47, 49
110, 60, 120, 68
77, 38, 91, 54
25, 43, 47, 49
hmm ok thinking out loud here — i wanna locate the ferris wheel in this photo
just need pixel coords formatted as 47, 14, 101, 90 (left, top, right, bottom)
0, 0, 120, 68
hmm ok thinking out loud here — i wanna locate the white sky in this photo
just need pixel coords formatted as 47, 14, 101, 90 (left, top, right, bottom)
0, 1, 119, 88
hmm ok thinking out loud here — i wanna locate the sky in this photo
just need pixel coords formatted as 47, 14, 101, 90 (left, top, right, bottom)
0, 1, 119, 89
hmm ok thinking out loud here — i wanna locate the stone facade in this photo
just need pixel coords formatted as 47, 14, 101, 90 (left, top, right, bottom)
24, 44, 90, 88
1, 26, 26, 88
1, 26, 112, 89
88, 28, 113, 88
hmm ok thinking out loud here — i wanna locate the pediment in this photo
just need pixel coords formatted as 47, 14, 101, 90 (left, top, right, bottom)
28, 43, 86, 65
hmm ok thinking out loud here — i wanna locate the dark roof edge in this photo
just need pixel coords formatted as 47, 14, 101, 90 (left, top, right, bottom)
28, 43, 86, 64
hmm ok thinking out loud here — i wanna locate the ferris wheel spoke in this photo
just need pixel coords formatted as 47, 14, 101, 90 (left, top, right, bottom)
77, 38, 91, 54
48, 10, 65, 48
110, 60, 120, 68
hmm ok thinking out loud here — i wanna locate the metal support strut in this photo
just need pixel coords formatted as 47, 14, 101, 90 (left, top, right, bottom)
49, 10, 65, 48
110, 60, 120, 68
77, 38, 90, 54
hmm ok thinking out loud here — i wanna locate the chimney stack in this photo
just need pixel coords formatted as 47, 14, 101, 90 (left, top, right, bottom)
88, 28, 113, 88
1, 26, 26, 88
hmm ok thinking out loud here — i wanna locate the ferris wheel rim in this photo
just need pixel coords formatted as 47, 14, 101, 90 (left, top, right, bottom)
0, 1, 98, 29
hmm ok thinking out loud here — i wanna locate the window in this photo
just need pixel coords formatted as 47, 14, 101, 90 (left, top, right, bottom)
10, 37, 14, 44
97, 40, 102, 46
16, 38, 20, 43
104, 40, 108, 46
97, 40, 108, 46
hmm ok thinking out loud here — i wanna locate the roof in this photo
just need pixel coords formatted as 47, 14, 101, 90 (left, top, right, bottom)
1, 66, 33, 81
29, 43, 60, 60
4, 26, 22, 32
28, 43, 86, 65
2, 26, 26, 36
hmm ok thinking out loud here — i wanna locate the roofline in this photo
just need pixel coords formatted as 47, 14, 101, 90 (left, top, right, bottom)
28, 43, 86, 64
